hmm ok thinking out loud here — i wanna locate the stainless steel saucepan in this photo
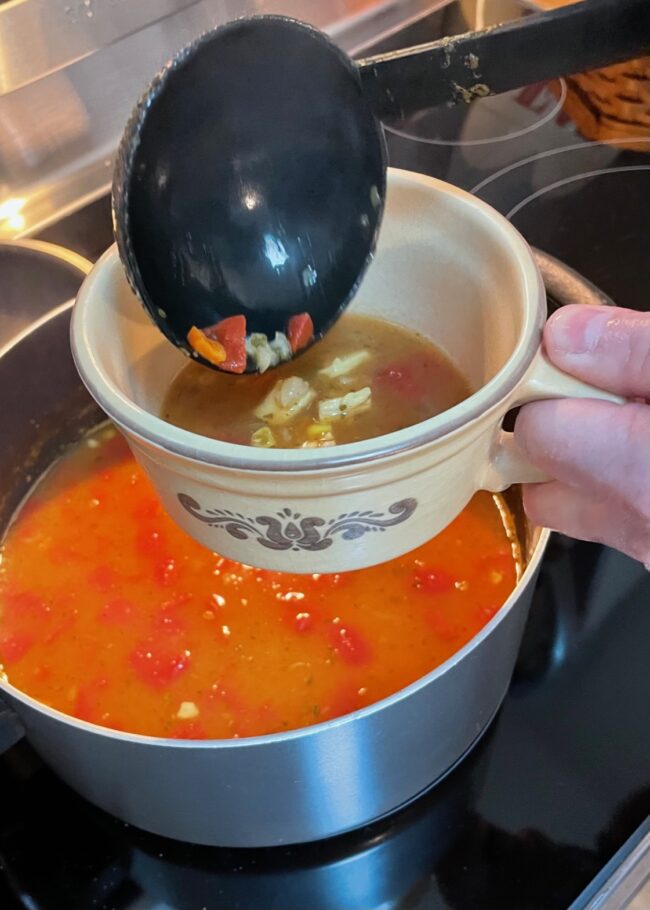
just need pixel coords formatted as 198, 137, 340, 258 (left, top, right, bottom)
0, 252, 611, 847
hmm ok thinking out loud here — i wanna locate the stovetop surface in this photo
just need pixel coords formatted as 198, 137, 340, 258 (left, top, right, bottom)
1, 2, 649, 908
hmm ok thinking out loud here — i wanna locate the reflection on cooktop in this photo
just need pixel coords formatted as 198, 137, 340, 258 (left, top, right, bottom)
387, 81, 567, 147
473, 141, 650, 313
386, 80, 581, 194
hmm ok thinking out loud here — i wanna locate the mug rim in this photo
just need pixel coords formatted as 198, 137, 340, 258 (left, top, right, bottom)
71, 168, 546, 473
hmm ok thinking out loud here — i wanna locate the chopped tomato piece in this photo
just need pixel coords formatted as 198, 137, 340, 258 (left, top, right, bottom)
328, 623, 371, 666
204, 315, 247, 373
473, 603, 499, 625
161, 592, 193, 609
154, 557, 178, 588
287, 312, 314, 353
32, 665, 53, 683
4, 590, 49, 620
278, 596, 320, 635
48, 544, 81, 564
293, 612, 313, 634
186, 326, 226, 367
74, 678, 108, 723
375, 362, 422, 399
100, 597, 135, 626
425, 609, 460, 643
154, 605, 186, 634
479, 551, 516, 574
413, 567, 455, 595
323, 685, 360, 720
87, 565, 117, 593
135, 527, 165, 560
132, 496, 161, 522
130, 639, 190, 689
205, 684, 246, 716
307, 572, 348, 590
0, 633, 33, 664
44, 613, 78, 645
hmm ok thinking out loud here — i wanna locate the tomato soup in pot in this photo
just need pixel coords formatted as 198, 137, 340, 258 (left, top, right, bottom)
0, 424, 521, 740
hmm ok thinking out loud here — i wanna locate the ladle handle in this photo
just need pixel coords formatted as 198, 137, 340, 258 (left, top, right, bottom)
358, 0, 650, 121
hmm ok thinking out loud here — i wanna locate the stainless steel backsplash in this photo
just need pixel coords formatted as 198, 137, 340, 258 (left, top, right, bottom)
0, 0, 444, 240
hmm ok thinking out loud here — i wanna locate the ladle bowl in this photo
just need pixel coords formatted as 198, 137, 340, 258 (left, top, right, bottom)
113, 15, 386, 371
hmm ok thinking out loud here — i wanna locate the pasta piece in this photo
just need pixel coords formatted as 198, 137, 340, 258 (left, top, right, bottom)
318, 387, 371, 422
319, 350, 369, 379
246, 332, 293, 374
269, 332, 292, 363
255, 377, 316, 426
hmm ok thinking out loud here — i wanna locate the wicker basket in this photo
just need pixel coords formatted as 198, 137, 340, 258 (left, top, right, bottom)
532, 0, 650, 150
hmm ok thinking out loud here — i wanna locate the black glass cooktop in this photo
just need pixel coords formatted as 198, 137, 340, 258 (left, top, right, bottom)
1, 2, 649, 908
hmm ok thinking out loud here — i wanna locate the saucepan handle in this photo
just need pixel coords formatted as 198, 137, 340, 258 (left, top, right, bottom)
0, 695, 25, 755
481, 350, 624, 492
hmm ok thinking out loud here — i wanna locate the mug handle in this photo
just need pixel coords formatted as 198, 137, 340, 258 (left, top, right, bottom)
481, 349, 624, 492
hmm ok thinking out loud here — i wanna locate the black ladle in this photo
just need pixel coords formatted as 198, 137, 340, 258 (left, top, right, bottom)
113, 0, 650, 374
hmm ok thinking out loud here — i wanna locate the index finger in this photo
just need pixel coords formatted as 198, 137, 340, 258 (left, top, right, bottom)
544, 305, 650, 400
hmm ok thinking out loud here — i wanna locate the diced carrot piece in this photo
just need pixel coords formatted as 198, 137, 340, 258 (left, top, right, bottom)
204, 315, 247, 373
287, 313, 314, 353
187, 326, 227, 366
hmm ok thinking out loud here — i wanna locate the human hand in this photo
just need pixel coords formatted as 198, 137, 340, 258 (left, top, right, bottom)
515, 305, 650, 568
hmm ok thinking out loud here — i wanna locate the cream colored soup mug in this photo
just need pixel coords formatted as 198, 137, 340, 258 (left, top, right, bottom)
71, 168, 620, 573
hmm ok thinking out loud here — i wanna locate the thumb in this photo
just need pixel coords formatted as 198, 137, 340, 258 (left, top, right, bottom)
544, 305, 650, 399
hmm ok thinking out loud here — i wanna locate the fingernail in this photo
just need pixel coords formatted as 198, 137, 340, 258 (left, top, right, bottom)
547, 306, 610, 356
